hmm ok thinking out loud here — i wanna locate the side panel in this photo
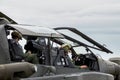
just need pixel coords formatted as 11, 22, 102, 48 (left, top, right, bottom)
98, 57, 120, 76
30, 65, 90, 77
0, 25, 11, 64
21, 72, 114, 80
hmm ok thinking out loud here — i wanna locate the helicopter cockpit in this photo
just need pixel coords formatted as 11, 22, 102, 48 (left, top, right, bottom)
53, 27, 113, 71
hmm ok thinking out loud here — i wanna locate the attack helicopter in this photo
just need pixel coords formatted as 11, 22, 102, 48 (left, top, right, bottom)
0, 12, 119, 80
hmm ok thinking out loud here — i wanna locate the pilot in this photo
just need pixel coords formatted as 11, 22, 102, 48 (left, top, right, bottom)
8, 31, 39, 64
61, 43, 88, 69
24, 37, 46, 64
60, 43, 75, 67
8, 31, 24, 61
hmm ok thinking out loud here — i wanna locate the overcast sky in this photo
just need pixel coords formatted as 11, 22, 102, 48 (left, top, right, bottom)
0, 0, 120, 59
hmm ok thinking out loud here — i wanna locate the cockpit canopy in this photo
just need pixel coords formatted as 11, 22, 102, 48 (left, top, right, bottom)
6, 24, 64, 38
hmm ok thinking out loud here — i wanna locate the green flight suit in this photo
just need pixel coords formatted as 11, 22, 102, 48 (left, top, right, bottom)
24, 52, 39, 64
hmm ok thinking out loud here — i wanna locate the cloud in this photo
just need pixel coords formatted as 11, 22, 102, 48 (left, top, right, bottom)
17, 3, 120, 27
0, 0, 120, 27
1, 1, 120, 36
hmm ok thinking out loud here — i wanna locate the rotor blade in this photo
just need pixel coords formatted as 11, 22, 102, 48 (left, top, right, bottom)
0, 12, 17, 24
